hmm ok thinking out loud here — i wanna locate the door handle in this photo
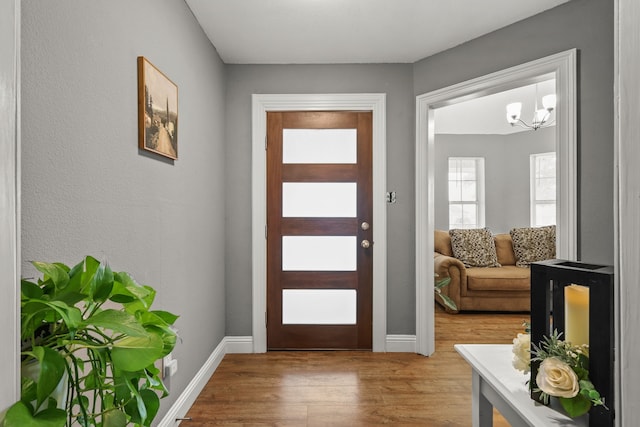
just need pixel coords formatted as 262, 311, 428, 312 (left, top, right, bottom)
361, 221, 370, 230
361, 239, 371, 249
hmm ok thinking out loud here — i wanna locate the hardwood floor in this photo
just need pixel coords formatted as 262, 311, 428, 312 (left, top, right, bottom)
184, 306, 530, 426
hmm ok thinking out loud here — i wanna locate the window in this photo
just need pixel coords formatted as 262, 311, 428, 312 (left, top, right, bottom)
530, 152, 556, 226
448, 157, 485, 229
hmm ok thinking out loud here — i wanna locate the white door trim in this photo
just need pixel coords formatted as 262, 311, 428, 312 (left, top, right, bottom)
251, 93, 387, 353
0, 0, 21, 410
415, 49, 577, 356
615, 0, 640, 422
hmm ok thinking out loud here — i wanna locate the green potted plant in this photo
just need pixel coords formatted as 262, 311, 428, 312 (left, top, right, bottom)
435, 274, 457, 311
1, 256, 178, 427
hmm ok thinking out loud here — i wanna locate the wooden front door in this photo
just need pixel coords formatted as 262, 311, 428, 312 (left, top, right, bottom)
266, 111, 373, 350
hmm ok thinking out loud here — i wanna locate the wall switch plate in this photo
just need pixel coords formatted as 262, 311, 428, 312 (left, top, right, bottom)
386, 191, 397, 204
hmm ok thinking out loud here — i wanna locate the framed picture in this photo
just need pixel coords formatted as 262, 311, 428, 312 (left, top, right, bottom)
138, 56, 178, 160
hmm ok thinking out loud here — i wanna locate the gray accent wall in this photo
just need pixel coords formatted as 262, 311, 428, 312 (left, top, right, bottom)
434, 127, 556, 233
414, 0, 614, 264
224, 64, 415, 335
21, 0, 227, 421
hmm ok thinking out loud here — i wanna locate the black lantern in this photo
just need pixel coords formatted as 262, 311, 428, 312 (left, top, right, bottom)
530, 259, 614, 427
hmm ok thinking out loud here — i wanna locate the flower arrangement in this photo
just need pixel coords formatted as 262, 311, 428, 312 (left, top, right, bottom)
512, 328, 531, 374
512, 325, 607, 418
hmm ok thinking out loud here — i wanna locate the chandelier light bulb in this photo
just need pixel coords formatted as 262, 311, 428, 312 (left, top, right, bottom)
534, 109, 549, 126
506, 102, 522, 124
542, 94, 556, 111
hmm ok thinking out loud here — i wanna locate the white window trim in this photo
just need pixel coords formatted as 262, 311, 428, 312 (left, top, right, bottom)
448, 157, 485, 229
530, 152, 557, 227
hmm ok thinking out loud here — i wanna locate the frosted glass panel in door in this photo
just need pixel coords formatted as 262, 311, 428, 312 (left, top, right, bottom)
283, 182, 357, 217
282, 236, 356, 271
283, 129, 357, 164
282, 289, 357, 324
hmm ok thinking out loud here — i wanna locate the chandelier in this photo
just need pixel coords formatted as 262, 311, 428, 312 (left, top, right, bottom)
506, 88, 556, 131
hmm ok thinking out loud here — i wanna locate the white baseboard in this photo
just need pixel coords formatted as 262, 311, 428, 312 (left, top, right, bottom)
158, 334, 416, 425
224, 336, 254, 354
385, 334, 417, 352
157, 339, 226, 427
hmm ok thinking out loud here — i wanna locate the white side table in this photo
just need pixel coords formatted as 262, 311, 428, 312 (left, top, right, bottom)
455, 344, 588, 427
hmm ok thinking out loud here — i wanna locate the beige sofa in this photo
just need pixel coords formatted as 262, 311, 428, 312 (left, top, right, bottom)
434, 229, 531, 313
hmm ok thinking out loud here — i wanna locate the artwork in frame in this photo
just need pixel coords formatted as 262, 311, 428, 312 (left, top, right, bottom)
138, 56, 178, 160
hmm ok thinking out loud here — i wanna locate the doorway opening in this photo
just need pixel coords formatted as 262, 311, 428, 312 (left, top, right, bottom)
252, 93, 387, 353
415, 49, 577, 356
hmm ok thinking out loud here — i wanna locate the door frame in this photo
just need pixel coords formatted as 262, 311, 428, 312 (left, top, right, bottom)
252, 93, 387, 353
0, 0, 20, 410
415, 49, 577, 356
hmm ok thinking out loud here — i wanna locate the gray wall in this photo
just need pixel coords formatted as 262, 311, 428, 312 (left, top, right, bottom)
224, 64, 415, 335
21, 0, 227, 422
414, 0, 614, 264
434, 127, 555, 233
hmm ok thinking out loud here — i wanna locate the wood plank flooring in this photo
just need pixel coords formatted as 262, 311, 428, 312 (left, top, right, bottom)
184, 306, 530, 426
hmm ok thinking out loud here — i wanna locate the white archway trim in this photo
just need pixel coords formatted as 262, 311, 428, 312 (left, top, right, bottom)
415, 49, 577, 356
251, 93, 387, 353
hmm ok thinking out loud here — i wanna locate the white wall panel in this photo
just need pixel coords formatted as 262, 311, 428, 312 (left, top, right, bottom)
0, 0, 20, 413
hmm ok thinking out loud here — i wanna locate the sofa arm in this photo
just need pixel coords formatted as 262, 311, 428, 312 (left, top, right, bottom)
434, 252, 466, 313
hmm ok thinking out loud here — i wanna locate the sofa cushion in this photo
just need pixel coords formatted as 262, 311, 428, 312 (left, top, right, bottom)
449, 228, 501, 268
466, 265, 530, 291
510, 226, 556, 267
494, 233, 517, 266
434, 229, 454, 257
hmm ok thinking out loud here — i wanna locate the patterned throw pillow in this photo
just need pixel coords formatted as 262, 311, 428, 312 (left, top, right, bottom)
510, 226, 556, 267
449, 228, 501, 268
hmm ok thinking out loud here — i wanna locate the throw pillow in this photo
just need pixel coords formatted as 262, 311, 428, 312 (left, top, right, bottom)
510, 226, 556, 267
449, 228, 501, 268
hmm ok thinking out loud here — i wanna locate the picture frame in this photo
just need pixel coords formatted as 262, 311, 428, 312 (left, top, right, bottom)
137, 56, 178, 160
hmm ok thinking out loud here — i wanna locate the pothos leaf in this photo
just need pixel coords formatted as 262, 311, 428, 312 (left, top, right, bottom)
24, 346, 67, 409
111, 334, 164, 372
21, 280, 43, 299
102, 408, 128, 427
149, 310, 179, 326
124, 388, 160, 427
434, 277, 451, 289
82, 309, 148, 338
2, 401, 66, 427
31, 261, 70, 291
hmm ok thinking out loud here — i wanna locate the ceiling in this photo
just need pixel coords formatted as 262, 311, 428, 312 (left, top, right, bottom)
185, 0, 570, 64
435, 79, 556, 135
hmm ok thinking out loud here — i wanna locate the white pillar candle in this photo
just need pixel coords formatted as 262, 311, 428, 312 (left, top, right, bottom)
564, 284, 589, 347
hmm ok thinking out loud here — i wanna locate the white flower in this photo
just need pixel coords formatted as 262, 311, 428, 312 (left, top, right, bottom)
512, 332, 531, 373
536, 357, 579, 398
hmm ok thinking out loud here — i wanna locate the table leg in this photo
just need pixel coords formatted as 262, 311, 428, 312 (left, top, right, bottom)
472, 370, 493, 427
